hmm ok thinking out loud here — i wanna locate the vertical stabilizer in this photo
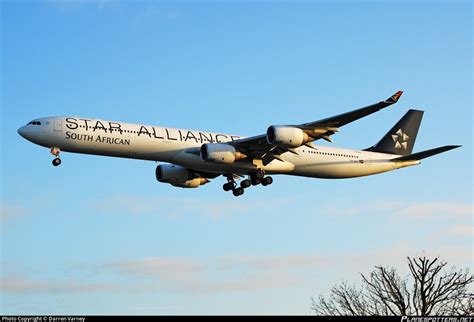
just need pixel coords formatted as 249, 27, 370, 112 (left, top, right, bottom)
365, 109, 424, 155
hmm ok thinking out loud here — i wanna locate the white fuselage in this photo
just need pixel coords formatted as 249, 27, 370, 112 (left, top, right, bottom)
17, 116, 420, 178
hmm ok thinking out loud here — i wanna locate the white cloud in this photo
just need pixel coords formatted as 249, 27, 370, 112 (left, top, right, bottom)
322, 200, 473, 222
445, 223, 473, 237
101, 243, 472, 295
103, 254, 319, 294
89, 194, 294, 219
2, 243, 471, 297
219, 253, 335, 272
428, 223, 473, 241
0, 274, 119, 294
105, 257, 203, 279
89, 193, 471, 225
392, 202, 473, 220
0, 201, 28, 224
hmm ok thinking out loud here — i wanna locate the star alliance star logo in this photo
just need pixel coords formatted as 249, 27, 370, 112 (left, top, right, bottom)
392, 129, 409, 149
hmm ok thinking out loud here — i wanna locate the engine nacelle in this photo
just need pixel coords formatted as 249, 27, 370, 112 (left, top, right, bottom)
266, 125, 310, 148
200, 143, 246, 164
156, 164, 208, 188
156, 164, 191, 184
172, 177, 209, 189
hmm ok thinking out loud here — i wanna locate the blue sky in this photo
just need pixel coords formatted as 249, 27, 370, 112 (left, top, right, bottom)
1, 0, 472, 315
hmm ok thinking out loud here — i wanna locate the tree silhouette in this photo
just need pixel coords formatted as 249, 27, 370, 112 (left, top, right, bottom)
311, 256, 473, 316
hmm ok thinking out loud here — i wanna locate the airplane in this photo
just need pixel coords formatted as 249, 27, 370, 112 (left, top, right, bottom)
17, 91, 460, 197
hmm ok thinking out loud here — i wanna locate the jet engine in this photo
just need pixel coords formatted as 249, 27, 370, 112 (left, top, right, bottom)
266, 125, 311, 148
200, 143, 246, 164
171, 177, 209, 188
155, 164, 208, 188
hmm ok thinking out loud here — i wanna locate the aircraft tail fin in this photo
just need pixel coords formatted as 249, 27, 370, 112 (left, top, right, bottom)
365, 109, 424, 156
391, 145, 461, 162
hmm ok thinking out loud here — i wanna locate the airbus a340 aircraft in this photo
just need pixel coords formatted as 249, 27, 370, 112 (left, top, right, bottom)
18, 91, 460, 196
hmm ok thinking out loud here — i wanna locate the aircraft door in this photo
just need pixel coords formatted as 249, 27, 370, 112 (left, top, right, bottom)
358, 150, 371, 165
54, 119, 62, 132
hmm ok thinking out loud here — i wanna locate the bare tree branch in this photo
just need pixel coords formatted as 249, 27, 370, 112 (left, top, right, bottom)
312, 255, 473, 316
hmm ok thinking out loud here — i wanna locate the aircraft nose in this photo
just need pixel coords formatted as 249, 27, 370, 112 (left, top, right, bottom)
18, 126, 26, 137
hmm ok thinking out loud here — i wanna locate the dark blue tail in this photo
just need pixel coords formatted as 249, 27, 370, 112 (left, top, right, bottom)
365, 109, 424, 156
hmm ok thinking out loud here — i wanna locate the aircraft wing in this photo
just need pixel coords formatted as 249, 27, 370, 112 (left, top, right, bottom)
230, 91, 403, 164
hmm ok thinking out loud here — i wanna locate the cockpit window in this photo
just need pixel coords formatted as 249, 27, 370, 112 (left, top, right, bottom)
28, 121, 41, 125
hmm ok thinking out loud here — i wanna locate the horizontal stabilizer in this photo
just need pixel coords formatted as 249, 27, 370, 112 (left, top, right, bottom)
391, 145, 461, 162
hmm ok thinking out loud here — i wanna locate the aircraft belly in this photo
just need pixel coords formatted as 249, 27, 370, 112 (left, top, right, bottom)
172, 151, 295, 175
294, 160, 397, 178
172, 151, 255, 174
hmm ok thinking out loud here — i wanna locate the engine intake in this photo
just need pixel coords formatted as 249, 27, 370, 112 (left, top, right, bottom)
156, 164, 190, 184
200, 143, 246, 164
266, 126, 311, 148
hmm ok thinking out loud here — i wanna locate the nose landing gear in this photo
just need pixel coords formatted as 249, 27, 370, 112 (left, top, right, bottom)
51, 147, 61, 166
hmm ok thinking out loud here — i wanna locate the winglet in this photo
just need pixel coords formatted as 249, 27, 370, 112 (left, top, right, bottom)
386, 90, 403, 104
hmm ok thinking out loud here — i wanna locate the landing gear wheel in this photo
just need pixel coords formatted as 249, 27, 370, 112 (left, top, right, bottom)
251, 177, 261, 186
237, 187, 244, 195
255, 169, 265, 179
240, 179, 251, 189
52, 158, 61, 166
223, 182, 234, 191
232, 187, 244, 196
261, 176, 273, 186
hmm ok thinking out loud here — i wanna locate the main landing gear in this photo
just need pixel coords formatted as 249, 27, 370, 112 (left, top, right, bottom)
250, 169, 273, 186
223, 176, 245, 196
51, 147, 61, 166
223, 169, 273, 197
